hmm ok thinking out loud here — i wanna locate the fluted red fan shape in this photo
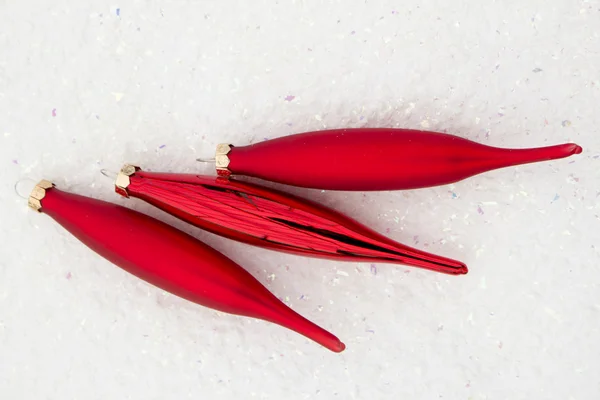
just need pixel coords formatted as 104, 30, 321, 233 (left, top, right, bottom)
115, 167, 467, 275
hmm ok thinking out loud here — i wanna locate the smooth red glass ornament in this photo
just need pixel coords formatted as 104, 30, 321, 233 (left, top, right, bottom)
217, 128, 582, 191
29, 181, 345, 352
115, 166, 467, 275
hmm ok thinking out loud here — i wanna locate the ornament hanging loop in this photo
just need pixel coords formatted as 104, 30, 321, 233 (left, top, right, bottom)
14, 178, 38, 200
100, 169, 118, 180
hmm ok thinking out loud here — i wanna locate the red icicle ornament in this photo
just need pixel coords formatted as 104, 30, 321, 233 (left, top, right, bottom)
210, 128, 582, 191
114, 165, 467, 275
28, 180, 345, 352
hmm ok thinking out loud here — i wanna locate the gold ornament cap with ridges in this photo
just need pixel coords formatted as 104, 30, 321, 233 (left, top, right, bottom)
215, 143, 232, 174
28, 179, 55, 212
115, 164, 140, 197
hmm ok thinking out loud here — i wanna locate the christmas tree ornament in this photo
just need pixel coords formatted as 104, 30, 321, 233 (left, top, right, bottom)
114, 165, 467, 275
204, 128, 582, 191
28, 180, 345, 352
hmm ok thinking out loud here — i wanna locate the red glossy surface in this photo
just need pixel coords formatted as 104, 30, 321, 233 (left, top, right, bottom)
122, 170, 467, 275
227, 128, 582, 191
39, 187, 345, 352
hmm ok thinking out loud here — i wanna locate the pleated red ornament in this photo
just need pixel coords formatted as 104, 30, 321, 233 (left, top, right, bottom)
114, 165, 467, 275
28, 180, 345, 352
209, 128, 582, 191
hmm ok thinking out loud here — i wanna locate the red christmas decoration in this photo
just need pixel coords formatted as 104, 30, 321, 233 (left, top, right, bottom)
28, 180, 345, 352
114, 165, 467, 275
211, 128, 582, 191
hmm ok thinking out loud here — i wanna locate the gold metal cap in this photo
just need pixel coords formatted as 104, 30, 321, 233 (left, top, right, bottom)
115, 164, 140, 197
216, 143, 232, 176
28, 179, 54, 212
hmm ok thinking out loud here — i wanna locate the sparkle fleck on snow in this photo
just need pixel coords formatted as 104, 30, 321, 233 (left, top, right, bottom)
569, 174, 580, 183
284, 95, 295, 102
370, 264, 377, 275
112, 92, 124, 102
477, 205, 484, 215
52, 108, 56, 117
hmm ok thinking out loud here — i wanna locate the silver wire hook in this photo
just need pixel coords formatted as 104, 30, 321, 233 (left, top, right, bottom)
100, 169, 118, 179
14, 178, 37, 200
196, 158, 216, 163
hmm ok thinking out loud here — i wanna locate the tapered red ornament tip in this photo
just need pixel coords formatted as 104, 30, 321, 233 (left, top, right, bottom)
331, 340, 346, 353
305, 329, 345, 352
455, 264, 468, 275
551, 142, 582, 157
438, 262, 468, 275
406, 253, 468, 275
546, 142, 582, 158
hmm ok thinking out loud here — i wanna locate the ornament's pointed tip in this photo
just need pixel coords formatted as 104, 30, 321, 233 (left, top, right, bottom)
487, 142, 584, 171
321, 338, 345, 352
547, 142, 582, 158
307, 329, 345, 353
389, 248, 468, 276
441, 261, 468, 275
333, 341, 346, 353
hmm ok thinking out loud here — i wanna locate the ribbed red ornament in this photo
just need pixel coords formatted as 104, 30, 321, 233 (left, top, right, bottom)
31, 183, 345, 352
116, 168, 467, 275
220, 128, 582, 191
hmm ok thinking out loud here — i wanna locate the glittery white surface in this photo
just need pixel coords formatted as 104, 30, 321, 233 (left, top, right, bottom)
1, 1, 599, 399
